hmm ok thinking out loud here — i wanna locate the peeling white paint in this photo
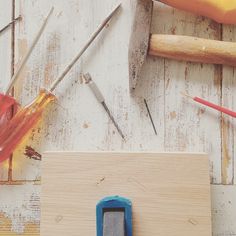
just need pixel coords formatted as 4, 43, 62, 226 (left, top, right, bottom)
0, 184, 40, 233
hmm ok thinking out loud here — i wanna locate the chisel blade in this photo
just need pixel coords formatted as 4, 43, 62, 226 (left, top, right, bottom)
103, 211, 125, 236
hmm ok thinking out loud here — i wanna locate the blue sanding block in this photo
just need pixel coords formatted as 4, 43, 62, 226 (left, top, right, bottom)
96, 196, 132, 236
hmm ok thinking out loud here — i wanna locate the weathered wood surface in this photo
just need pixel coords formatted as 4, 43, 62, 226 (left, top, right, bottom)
0, 0, 235, 235
0, 0, 12, 181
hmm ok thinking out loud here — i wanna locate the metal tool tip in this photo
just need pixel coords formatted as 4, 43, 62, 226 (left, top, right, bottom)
110, 3, 122, 16
44, 6, 54, 21
50, 6, 54, 14
115, 3, 122, 10
82, 73, 92, 83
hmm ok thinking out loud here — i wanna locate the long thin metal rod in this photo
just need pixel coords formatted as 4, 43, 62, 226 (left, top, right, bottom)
49, 3, 121, 92
0, 15, 22, 35
5, 7, 54, 95
83, 73, 125, 140
103, 211, 125, 236
144, 98, 157, 135
102, 102, 125, 140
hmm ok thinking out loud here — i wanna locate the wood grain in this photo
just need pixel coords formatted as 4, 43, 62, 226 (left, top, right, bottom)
149, 34, 236, 67
41, 152, 212, 236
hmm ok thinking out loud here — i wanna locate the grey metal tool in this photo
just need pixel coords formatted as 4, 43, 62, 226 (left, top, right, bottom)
0, 15, 22, 35
144, 98, 157, 135
103, 211, 125, 236
83, 73, 125, 140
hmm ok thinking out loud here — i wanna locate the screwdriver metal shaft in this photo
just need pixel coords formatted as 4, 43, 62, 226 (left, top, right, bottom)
83, 73, 125, 140
0, 15, 22, 35
6, 7, 54, 95
49, 4, 121, 92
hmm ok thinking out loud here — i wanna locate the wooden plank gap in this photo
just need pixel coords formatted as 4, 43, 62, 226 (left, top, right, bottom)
0, 179, 41, 185
221, 23, 235, 185
7, 0, 17, 183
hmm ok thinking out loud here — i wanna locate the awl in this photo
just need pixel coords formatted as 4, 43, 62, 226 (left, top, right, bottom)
83, 73, 125, 140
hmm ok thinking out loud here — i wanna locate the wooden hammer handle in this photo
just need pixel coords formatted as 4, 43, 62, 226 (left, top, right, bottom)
149, 34, 236, 67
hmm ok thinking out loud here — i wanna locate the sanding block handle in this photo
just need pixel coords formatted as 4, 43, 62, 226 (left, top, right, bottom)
149, 34, 236, 67
96, 196, 132, 236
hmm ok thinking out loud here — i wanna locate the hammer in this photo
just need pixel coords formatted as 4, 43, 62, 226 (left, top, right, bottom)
129, 0, 236, 89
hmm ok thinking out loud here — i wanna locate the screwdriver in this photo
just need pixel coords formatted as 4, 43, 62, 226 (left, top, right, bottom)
0, 7, 53, 121
83, 73, 125, 140
0, 4, 121, 163
0, 89, 55, 161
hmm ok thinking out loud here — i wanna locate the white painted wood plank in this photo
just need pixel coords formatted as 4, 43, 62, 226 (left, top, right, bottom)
0, 184, 40, 235
221, 25, 236, 185
0, 0, 12, 180
152, 2, 222, 183
212, 185, 236, 236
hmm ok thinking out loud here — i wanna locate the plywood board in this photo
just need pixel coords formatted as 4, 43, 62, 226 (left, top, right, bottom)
41, 152, 212, 236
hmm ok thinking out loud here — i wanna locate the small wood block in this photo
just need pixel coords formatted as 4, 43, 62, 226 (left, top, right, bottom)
41, 152, 212, 236
103, 211, 125, 236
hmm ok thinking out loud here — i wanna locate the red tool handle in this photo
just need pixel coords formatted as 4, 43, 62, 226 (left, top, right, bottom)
0, 94, 17, 117
194, 97, 236, 118
0, 90, 55, 163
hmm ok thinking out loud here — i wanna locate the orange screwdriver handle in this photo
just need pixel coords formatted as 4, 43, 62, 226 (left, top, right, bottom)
158, 0, 236, 24
0, 90, 55, 163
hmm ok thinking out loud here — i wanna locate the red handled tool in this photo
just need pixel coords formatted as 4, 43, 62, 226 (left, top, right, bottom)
0, 7, 53, 122
182, 92, 236, 118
